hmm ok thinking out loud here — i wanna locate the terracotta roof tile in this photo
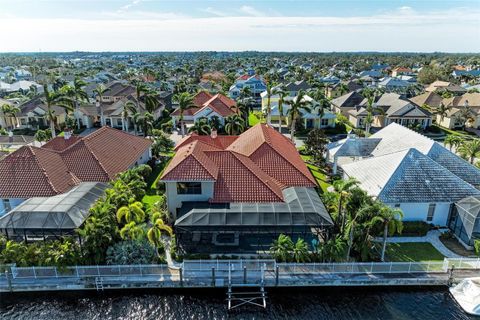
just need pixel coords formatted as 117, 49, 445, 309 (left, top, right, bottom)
0, 127, 152, 198
0, 146, 80, 198
42, 136, 81, 152
162, 124, 316, 203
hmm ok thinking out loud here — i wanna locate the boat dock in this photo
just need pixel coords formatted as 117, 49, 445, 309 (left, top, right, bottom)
1, 258, 479, 294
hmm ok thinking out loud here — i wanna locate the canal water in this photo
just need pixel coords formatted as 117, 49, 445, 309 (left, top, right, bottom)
0, 287, 474, 319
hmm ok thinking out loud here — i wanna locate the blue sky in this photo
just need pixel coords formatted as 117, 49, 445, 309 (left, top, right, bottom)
0, 0, 479, 52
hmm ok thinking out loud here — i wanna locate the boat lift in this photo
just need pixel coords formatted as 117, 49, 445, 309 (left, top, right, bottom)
226, 263, 267, 310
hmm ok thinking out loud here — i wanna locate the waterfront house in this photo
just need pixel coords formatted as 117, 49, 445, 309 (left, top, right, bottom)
160, 124, 333, 253
0, 127, 152, 216
327, 123, 480, 241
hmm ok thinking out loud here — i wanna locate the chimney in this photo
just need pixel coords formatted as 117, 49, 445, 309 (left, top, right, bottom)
210, 129, 217, 139
64, 130, 72, 140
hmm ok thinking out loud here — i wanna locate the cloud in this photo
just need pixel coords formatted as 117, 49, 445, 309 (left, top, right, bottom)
202, 7, 227, 17
102, 10, 187, 20
239, 5, 264, 17
0, 7, 478, 52
118, 0, 142, 13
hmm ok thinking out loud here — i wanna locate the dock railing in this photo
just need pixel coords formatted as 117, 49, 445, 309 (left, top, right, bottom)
3, 258, 479, 288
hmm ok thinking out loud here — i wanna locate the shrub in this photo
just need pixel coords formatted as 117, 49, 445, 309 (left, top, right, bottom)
474, 239, 480, 256
395, 221, 431, 236
134, 164, 153, 180
440, 230, 454, 240
106, 240, 159, 265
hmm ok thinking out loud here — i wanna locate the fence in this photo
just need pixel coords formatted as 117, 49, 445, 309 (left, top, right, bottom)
10, 264, 171, 279
4, 258, 480, 283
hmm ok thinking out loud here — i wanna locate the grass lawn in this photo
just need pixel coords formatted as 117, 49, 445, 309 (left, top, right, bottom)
300, 154, 332, 193
141, 155, 172, 209
384, 242, 445, 262
431, 124, 476, 137
248, 112, 261, 126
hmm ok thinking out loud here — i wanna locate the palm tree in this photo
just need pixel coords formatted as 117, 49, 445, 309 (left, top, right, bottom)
332, 178, 359, 233
1, 104, 20, 130
292, 238, 310, 263
125, 101, 138, 134
174, 92, 196, 137
318, 235, 347, 263
225, 114, 245, 135
286, 90, 311, 141
136, 112, 155, 137
41, 84, 72, 138
116, 200, 145, 225
189, 118, 211, 135
121, 101, 136, 132
444, 135, 463, 152
264, 81, 276, 125
34, 129, 48, 145
458, 139, 480, 164
119, 221, 145, 240
372, 205, 404, 261
276, 86, 289, 133
456, 103, 475, 130
345, 199, 378, 260
435, 102, 451, 124
133, 81, 148, 111
270, 234, 294, 262
338, 83, 349, 96
67, 78, 90, 130
147, 215, 173, 255
93, 84, 107, 126
237, 97, 255, 126
144, 90, 159, 114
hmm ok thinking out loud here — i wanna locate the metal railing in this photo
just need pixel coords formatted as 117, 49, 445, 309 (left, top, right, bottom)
4, 258, 480, 282
10, 264, 171, 279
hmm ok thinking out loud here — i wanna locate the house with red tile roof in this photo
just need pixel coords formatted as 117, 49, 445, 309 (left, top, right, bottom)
0, 126, 152, 216
160, 124, 332, 253
170, 91, 237, 127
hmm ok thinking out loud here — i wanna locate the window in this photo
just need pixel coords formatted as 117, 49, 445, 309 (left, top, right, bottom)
177, 182, 202, 195
427, 203, 436, 222
116, 119, 122, 126
321, 119, 329, 126
394, 204, 401, 208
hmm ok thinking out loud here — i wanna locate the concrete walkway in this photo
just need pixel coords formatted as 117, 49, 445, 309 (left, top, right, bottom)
382, 230, 463, 259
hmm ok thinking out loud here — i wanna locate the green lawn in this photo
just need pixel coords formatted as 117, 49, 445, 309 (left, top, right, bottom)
300, 154, 332, 193
141, 156, 172, 209
384, 242, 445, 262
248, 112, 261, 126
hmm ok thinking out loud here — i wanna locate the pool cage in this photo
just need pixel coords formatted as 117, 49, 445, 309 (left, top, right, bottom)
450, 196, 480, 247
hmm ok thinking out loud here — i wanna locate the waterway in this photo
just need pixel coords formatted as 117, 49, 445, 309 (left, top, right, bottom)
0, 287, 475, 319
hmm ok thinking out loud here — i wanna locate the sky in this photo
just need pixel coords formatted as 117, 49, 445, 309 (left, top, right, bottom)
0, 0, 479, 52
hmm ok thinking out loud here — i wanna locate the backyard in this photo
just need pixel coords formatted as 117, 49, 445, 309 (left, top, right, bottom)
384, 242, 445, 262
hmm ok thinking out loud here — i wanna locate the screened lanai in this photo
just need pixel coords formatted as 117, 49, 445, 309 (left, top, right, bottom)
0, 182, 108, 240
175, 187, 334, 253
450, 196, 480, 247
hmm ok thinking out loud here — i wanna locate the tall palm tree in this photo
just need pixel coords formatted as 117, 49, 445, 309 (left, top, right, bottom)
136, 112, 155, 137
225, 114, 245, 135
93, 84, 107, 126
133, 81, 148, 111
41, 84, 72, 138
458, 139, 480, 164
372, 205, 404, 262
70, 78, 90, 130
121, 101, 136, 132
456, 103, 475, 130
125, 101, 138, 134
276, 86, 289, 133
144, 89, 159, 114
332, 178, 359, 233
1, 104, 20, 130
286, 90, 311, 141
264, 81, 276, 125
174, 92, 196, 137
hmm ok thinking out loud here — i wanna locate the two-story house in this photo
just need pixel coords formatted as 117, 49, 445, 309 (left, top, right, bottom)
160, 124, 333, 253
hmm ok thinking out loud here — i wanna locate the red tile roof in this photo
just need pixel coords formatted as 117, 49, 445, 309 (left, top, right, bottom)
171, 92, 236, 118
0, 146, 80, 198
227, 125, 317, 186
42, 136, 81, 151
0, 127, 152, 198
161, 124, 316, 203
175, 134, 238, 151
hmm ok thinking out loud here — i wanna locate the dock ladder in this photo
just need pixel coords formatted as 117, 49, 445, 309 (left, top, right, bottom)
95, 277, 104, 291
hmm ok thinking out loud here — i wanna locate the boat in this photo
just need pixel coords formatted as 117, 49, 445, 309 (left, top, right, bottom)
450, 277, 480, 316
